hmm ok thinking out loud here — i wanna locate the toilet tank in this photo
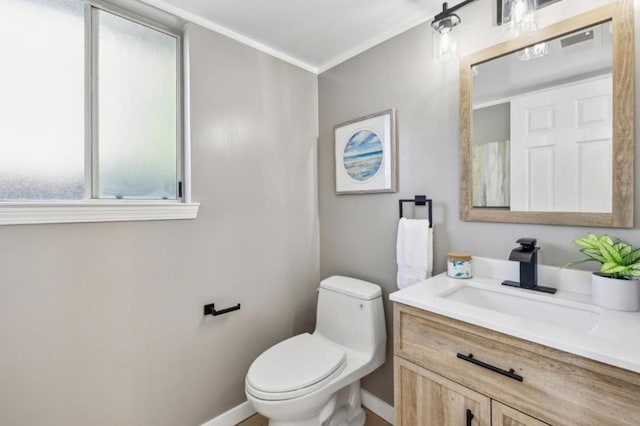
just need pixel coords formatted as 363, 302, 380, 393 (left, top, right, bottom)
314, 276, 386, 357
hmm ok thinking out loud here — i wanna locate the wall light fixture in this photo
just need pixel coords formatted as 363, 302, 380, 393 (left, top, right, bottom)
431, 0, 548, 62
431, 1, 478, 62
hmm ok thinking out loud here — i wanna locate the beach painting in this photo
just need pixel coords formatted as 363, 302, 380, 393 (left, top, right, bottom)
343, 129, 384, 182
334, 109, 397, 194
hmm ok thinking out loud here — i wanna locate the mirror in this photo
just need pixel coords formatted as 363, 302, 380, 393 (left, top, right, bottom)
473, 21, 612, 212
460, 1, 634, 227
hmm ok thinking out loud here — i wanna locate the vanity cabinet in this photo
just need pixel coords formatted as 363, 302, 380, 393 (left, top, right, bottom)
393, 303, 640, 425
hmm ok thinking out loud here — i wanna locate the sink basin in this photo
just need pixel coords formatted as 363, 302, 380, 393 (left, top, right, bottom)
440, 284, 600, 334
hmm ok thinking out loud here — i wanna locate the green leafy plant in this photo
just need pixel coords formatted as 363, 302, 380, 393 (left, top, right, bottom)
566, 233, 640, 279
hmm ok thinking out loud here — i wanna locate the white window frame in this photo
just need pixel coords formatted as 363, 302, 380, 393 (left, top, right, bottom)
0, 0, 198, 225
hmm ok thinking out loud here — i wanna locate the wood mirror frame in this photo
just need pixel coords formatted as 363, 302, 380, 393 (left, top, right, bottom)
460, 0, 634, 227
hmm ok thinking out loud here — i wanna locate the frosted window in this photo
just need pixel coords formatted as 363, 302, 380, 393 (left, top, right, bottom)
0, 0, 85, 200
96, 11, 178, 200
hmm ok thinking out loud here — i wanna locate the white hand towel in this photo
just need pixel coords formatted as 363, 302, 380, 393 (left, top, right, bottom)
396, 218, 433, 289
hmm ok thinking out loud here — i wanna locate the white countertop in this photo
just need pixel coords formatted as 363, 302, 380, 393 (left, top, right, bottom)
389, 258, 640, 374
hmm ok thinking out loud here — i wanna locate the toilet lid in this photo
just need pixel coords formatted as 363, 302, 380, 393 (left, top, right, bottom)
246, 333, 346, 394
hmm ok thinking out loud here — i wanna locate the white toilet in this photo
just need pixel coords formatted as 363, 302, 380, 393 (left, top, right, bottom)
245, 276, 386, 426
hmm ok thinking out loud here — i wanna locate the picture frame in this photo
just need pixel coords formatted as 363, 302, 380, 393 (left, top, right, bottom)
333, 109, 397, 195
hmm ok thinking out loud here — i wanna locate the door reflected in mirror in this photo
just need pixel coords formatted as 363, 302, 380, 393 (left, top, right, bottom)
472, 21, 612, 213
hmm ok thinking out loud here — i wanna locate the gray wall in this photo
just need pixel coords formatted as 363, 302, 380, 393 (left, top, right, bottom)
318, 0, 640, 406
0, 23, 319, 426
473, 103, 510, 145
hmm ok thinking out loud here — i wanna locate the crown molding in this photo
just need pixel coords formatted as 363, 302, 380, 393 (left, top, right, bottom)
136, 0, 319, 74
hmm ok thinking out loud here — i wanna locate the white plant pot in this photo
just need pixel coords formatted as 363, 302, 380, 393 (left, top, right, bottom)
592, 273, 640, 312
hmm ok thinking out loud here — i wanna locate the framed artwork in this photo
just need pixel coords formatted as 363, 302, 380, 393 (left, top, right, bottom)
333, 109, 397, 195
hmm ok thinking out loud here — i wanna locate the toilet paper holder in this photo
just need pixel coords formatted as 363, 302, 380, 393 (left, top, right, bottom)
203, 303, 241, 317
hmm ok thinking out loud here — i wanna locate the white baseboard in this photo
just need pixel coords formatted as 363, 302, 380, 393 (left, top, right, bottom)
201, 400, 256, 426
201, 390, 395, 426
361, 389, 395, 425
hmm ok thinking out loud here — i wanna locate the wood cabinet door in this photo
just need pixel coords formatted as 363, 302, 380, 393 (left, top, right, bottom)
395, 357, 490, 426
492, 401, 550, 426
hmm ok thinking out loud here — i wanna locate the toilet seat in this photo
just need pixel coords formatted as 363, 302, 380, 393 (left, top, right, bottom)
246, 333, 346, 401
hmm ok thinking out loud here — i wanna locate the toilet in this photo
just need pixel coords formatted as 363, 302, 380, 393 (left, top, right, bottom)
245, 276, 386, 426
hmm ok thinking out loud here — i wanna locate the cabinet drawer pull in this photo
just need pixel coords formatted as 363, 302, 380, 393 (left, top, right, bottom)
466, 409, 474, 426
457, 353, 524, 382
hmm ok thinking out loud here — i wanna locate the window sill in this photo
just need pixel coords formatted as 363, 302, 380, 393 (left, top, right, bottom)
0, 202, 200, 225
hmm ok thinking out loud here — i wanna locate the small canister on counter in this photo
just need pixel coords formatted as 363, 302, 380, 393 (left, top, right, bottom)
447, 252, 472, 279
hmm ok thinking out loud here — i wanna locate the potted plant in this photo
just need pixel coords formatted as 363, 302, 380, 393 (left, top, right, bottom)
567, 233, 640, 311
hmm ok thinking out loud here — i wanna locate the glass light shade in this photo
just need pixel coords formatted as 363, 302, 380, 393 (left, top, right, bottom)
502, 0, 538, 39
515, 42, 550, 60
432, 27, 460, 62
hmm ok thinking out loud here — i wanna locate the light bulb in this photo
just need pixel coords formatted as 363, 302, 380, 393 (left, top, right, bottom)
439, 32, 457, 58
502, 0, 537, 39
513, 0, 526, 23
440, 32, 451, 52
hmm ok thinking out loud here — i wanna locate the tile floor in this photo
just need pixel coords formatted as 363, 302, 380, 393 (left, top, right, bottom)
236, 407, 391, 426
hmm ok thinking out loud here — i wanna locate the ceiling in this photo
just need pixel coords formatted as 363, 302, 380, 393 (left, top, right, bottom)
138, 0, 441, 73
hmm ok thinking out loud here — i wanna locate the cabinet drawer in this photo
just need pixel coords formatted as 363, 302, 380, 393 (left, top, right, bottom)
394, 303, 640, 426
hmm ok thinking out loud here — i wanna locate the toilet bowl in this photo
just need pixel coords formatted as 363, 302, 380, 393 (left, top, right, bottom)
245, 276, 386, 426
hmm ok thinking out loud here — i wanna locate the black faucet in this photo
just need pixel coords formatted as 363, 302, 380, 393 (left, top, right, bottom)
502, 238, 557, 294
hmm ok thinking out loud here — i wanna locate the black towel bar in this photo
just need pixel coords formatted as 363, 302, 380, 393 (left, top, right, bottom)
399, 195, 433, 227
204, 303, 241, 317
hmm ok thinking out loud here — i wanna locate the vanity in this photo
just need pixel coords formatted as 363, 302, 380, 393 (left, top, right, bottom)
390, 258, 640, 425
